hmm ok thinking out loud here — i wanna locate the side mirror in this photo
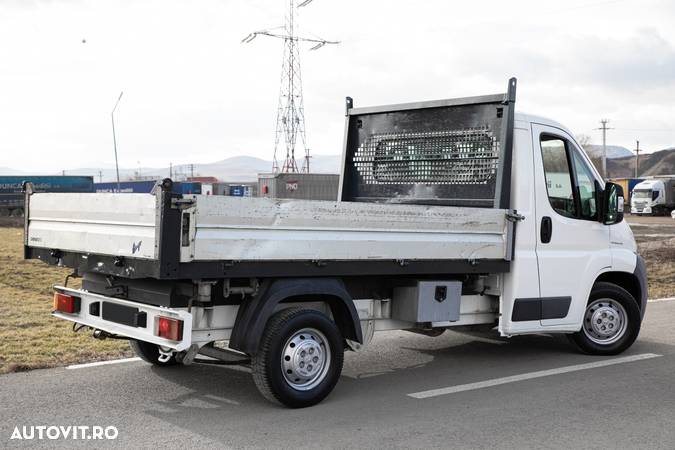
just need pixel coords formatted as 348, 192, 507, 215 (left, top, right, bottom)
602, 182, 624, 225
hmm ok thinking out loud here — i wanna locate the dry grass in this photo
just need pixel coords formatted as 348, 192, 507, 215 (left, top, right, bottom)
629, 217, 675, 299
640, 243, 675, 299
0, 227, 131, 374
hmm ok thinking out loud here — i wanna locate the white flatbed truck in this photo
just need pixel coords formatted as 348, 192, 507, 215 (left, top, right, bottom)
24, 79, 647, 407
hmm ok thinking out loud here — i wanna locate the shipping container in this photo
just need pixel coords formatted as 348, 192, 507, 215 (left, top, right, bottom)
0, 175, 94, 216
258, 173, 339, 201
228, 184, 251, 197
94, 180, 202, 195
212, 182, 257, 196
212, 182, 228, 196
175, 182, 202, 195
201, 183, 214, 195
188, 176, 219, 184
628, 178, 645, 196
95, 181, 156, 193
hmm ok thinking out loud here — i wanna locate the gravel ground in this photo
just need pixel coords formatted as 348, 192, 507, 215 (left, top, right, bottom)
626, 215, 675, 298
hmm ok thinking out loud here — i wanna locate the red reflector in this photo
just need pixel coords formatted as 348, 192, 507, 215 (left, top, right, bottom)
53, 293, 80, 314
157, 316, 183, 341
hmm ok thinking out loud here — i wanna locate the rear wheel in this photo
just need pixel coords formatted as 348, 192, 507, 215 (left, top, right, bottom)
129, 340, 178, 366
569, 282, 641, 355
252, 308, 344, 408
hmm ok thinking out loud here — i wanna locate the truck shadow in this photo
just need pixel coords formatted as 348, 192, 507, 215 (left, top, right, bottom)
141, 332, 672, 446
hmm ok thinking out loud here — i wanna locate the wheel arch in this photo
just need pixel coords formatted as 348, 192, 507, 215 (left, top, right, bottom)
594, 269, 646, 318
229, 278, 363, 355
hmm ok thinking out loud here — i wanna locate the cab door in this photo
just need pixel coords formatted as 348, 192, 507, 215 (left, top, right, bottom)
531, 124, 610, 329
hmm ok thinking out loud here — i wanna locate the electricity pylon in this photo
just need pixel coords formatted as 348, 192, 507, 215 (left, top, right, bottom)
242, 0, 338, 173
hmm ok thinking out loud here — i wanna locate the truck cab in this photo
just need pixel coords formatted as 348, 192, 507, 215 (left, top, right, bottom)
631, 178, 674, 215
502, 113, 644, 337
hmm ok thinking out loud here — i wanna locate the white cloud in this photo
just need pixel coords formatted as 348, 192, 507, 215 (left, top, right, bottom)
1, 0, 674, 173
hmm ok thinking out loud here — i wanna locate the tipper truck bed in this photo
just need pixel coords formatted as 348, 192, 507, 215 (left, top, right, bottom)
26, 193, 513, 278
24, 79, 648, 407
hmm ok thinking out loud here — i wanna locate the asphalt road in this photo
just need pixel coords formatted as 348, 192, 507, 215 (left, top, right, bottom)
2, 300, 675, 449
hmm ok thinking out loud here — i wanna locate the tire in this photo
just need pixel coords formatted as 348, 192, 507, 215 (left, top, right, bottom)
568, 282, 641, 355
252, 308, 344, 408
129, 339, 179, 366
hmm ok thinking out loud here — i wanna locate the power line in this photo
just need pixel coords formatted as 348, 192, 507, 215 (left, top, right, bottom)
612, 128, 675, 132
634, 140, 640, 178
111, 91, 124, 193
547, 0, 630, 14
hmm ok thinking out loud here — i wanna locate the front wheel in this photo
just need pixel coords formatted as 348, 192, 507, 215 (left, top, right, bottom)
252, 308, 344, 408
569, 282, 641, 355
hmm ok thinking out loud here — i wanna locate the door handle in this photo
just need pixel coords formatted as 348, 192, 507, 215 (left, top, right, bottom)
541, 216, 552, 243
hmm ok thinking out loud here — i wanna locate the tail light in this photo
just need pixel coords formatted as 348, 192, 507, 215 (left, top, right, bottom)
157, 316, 183, 341
53, 293, 80, 314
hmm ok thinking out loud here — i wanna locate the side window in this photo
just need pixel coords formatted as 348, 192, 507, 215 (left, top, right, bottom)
541, 136, 576, 218
571, 150, 598, 220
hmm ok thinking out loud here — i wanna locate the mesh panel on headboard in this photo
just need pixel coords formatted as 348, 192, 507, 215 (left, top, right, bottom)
341, 100, 511, 207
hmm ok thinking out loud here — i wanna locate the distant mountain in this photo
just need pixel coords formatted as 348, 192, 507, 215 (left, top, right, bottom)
611, 148, 675, 178
588, 148, 675, 178
585, 145, 634, 159
174, 155, 341, 182
0, 155, 343, 183
0, 167, 27, 175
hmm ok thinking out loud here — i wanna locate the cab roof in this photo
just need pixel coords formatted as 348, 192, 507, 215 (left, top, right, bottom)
515, 112, 571, 134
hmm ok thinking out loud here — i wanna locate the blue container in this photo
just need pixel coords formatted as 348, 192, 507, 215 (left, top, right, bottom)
94, 181, 156, 193
229, 185, 249, 197
628, 178, 644, 194
0, 175, 94, 194
0, 176, 94, 210
176, 182, 202, 195
94, 180, 203, 195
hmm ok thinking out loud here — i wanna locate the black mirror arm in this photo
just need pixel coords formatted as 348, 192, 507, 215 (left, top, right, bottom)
595, 180, 605, 223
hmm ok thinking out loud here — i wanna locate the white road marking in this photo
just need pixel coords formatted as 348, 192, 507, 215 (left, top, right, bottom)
408, 353, 662, 399
648, 297, 675, 303
66, 357, 142, 370
65, 356, 253, 371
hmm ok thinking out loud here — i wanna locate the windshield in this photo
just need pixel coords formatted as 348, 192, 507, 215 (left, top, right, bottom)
633, 189, 651, 200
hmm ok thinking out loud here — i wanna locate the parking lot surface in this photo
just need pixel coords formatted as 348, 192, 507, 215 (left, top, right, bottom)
2, 300, 675, 449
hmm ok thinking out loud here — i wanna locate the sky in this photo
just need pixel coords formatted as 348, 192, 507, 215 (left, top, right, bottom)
1, 0, 675, 173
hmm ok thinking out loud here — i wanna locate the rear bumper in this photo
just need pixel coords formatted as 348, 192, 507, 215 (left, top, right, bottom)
52, 286, 192, 351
